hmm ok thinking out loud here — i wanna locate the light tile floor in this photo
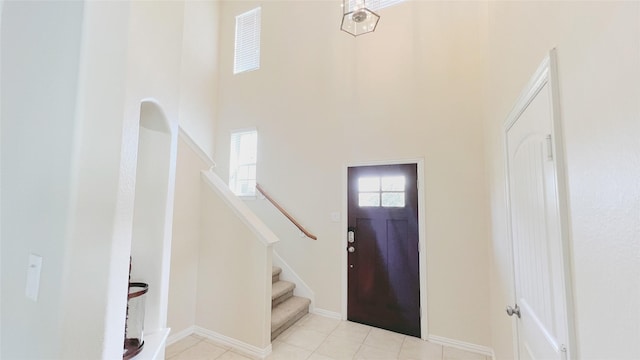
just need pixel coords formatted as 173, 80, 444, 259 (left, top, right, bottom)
166, 314, 489, 360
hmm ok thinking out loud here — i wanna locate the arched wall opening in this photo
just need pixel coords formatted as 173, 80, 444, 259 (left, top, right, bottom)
129, 100, 175, 341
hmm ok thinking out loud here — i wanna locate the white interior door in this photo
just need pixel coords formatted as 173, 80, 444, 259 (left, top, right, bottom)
505, 53, 573, 360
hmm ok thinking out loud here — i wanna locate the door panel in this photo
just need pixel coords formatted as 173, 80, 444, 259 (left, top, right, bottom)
353, 217, 384, 307
347, 164, 420, 337
507, 81, 567, 359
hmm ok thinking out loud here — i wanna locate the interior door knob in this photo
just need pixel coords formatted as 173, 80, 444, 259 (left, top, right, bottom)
506, 304, 521, 318
348, 246, 355, 253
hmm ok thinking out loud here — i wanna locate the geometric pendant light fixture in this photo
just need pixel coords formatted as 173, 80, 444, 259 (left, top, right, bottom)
341, 0, 380, 36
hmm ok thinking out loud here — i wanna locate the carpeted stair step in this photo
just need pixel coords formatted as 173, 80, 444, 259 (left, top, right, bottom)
271, 296, 311, 340
272, 266, 282, 284
272, 280, 295, 308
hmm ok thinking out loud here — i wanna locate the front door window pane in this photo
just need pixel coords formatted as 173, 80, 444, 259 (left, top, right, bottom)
359, 192, 380, 207
381, 176, 405, 191
358, 177, 380, 192
381, 192, 405, 207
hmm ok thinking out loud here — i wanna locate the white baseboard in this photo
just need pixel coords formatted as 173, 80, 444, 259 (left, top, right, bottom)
166, 325, 196, 346
165, 325, 272, 359
194, 326, 272, 359
428, 334, 494, 357
272, 250, 315, 310
311, 308, 343, 320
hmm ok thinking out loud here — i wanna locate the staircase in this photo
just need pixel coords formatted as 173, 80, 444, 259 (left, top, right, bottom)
271, 266, 311, 340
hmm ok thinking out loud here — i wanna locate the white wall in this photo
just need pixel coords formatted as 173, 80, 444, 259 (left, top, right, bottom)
178, 0, 221, 159
168, 0, 222, 338
169, 138, 276, 349
2, 0, 186, 358
58, 1, 133, 358
168, 136, 211, 336
1, 2, 84, 358
197, 177, 273, 349
63, 1, 185, 357
108, 1, 184, 355
214, 0, 491, 347
485, 2, 640, 359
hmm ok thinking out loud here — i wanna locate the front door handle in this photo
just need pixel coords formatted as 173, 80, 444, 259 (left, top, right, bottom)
348, 246, 355, 253
506, 304, 521, 318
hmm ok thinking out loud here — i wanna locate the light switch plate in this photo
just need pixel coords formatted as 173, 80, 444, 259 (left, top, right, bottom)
26, 254, 43, 301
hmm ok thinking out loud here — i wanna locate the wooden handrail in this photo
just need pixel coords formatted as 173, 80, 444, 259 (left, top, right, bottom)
255, 183, 317, 240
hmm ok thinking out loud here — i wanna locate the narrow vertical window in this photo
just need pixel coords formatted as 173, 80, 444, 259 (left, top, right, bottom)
234, 7, 261, 74
229, 130, 258, 196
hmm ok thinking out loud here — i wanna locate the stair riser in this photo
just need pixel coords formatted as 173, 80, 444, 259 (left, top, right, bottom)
270, 267, 309, 342
271, 307, 308, 340
272, 290, 294, 308
272, 266, 282, 284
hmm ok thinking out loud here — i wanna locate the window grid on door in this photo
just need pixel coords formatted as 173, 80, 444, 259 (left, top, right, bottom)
358, 175, 406, 207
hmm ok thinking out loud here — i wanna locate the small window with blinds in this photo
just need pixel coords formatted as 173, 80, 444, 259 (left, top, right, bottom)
234, 7, 261, 74
229, 129, 258, 196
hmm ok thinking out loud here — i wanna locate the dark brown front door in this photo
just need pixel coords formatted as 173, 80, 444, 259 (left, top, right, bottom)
347, 163, 421, 337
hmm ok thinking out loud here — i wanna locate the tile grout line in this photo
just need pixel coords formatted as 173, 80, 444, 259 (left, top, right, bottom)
171, 319, 488, 360
398, 335, 408, 359
352, 342, 365, 360
167, 336, 205, 360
